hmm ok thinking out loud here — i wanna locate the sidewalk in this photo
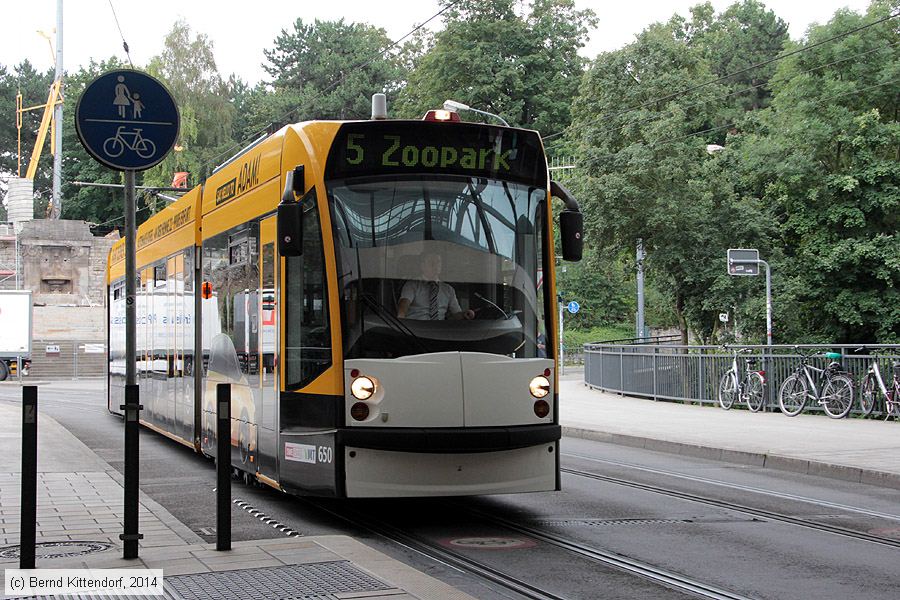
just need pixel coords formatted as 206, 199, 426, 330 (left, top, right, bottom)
0, 401, 476, 600
559, 369, 900, 490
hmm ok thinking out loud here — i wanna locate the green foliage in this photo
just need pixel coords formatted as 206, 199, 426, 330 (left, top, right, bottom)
144, 20, 235, 186
731, 1, 900, 342
259, 18, 406, 124
0, 61, 55, 217
556, 247, 634, 328
563, 324, 635, 350
59, 58, 136, 226
396, 0, 595, 134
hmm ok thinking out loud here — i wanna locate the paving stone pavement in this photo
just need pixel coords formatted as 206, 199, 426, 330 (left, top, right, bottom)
0, 400, 477, 600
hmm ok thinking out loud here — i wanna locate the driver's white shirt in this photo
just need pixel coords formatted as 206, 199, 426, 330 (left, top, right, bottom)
399, 279, 462, 320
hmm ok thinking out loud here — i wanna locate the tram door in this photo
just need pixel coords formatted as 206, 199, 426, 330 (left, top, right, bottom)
258, 216, 279, 480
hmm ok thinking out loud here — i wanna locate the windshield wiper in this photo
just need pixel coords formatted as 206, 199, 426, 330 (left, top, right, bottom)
359, 293, 432, 355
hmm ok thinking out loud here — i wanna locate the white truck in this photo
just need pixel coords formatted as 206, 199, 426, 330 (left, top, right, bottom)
0, 291, 32, 381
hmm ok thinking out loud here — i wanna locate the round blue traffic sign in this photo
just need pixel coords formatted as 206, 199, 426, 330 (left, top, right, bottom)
75, 70, 179, 171
567, 301, 580, 314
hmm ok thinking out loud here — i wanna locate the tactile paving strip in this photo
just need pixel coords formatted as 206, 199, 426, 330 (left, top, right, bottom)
165, 561, 394, 600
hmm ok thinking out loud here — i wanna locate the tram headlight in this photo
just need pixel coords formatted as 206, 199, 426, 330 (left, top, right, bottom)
351, 375, 376, 400
529, 375, 550, 398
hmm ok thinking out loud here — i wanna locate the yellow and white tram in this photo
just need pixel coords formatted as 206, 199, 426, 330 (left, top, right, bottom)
107, 106, 583, 497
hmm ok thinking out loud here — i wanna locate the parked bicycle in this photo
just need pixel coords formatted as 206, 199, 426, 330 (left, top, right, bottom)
778, 348, 854, 418
718, 346, 766, 412
858, 347, 900, 419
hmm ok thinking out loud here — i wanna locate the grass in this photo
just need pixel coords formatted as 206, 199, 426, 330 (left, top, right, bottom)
562, 324, 635, 350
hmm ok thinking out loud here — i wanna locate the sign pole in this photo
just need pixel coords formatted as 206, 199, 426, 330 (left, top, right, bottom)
75, 69, 178, 562
125, 170, 136, 388
559, 299, 565, 376
121, 169, 142, 559
761, 259, 773, 346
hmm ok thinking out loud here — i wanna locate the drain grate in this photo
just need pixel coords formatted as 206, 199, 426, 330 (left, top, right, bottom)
537, 516, 763, 527
538, 518, 689, 527
166, 562, 394, 600
0, 540, 113, 560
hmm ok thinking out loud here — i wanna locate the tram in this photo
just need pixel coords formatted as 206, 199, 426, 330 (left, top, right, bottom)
107, 100, 583, 497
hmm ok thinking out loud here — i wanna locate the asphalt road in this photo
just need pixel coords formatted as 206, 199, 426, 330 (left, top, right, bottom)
2, 380, 899, 600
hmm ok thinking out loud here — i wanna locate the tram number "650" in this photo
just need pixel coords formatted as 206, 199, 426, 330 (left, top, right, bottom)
317, 446, 333, 464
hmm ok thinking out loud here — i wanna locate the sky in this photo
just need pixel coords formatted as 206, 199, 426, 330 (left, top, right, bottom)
1, 0, 876, 86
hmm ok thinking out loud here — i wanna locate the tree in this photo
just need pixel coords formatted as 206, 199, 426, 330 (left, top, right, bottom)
59, 58, 135, 226
0, 61, 55, 218
674, 1, 789, 120
569, 20, 775, 343
734, 1, 900, 342
259, 18, 405, 124
143, 20, 236, 187
396, 0, 595, 135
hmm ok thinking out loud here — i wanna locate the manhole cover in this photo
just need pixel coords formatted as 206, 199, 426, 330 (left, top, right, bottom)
0, 541, 113, 560
440, 536, 537, 550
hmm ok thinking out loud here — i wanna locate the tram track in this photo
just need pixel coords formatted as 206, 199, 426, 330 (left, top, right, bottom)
449, 502, 755, 600
562, 452, 900, 522
560, 465, 900, 549
301, 496, 755, 600
302, 498, 569, 600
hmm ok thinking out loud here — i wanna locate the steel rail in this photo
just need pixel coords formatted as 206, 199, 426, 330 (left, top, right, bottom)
453, 503, 755, 600
303, 498, 569, 600
561, 466, 900, 550
563, 452, 900, 522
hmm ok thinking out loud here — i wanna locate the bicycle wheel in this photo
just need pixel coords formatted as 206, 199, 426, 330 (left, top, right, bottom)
821, 375, 854, 419
136, 138, 157, 159
886, 384, 899, 420
718, 373, 737, 410
103, 137, 124, 158
859, 373, 878, 417
745, 372, 765, 412
778, 373, 807, 416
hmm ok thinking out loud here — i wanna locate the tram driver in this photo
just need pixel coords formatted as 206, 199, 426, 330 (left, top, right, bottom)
397, 253, 475, 321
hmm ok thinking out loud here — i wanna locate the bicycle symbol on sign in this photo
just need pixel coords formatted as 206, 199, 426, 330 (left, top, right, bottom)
103, 126, 157, 159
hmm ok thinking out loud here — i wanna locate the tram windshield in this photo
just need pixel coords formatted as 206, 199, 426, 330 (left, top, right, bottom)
329, 174, 548, 359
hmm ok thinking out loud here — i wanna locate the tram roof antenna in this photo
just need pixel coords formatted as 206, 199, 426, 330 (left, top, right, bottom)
213, 132, 269, 174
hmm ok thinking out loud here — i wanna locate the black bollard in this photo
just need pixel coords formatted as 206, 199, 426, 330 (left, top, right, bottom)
216, 383, 231, 551
120, 384, 143, 558
20, 386, 37, 569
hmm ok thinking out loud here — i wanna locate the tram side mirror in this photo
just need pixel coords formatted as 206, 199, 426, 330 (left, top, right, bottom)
559, 210, 583, 262
551, 180, 583, 262
278, 166, 305, 257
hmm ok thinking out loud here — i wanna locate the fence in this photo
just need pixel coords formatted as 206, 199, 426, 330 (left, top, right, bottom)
19, 340, 107, 380
584, 343, 900, 417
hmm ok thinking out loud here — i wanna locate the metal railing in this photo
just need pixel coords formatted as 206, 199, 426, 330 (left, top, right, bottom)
584, 343, 900, 417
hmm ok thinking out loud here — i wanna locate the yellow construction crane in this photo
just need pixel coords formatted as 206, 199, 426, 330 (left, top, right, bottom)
16, 78, 63, 180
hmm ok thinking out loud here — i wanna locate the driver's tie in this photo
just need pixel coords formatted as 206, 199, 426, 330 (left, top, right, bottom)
429, 281, 439, 320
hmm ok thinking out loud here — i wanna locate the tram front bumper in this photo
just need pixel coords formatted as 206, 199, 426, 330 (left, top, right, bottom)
344, 442, 558, 497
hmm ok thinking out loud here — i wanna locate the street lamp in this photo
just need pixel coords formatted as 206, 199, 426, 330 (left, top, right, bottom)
443, 100, 509, 127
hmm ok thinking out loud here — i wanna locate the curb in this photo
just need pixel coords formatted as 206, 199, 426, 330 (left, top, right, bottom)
562, 426, 900, 491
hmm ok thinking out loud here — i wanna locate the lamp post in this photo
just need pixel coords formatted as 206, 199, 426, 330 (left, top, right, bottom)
443, 100, 509, 127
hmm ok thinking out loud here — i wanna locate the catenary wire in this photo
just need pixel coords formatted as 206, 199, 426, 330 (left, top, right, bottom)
107, 0, 135, 69
204, 0, 461, 174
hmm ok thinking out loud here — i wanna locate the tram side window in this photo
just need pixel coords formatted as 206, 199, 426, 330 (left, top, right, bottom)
285, 188, 331, 388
